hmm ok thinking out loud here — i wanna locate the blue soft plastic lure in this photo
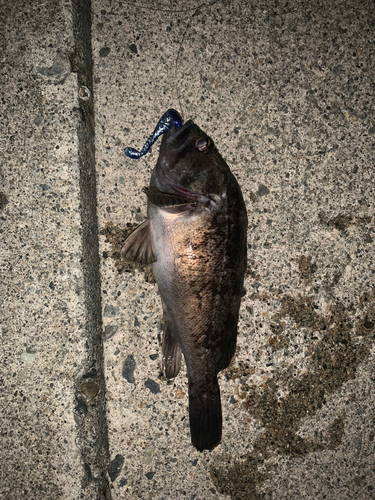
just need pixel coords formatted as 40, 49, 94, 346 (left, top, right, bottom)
124, 109, 183, 159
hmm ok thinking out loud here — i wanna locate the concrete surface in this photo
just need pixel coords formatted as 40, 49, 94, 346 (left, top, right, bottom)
0, 1, 109, 499
1, 0, 374, 499
0, 0, 85, 497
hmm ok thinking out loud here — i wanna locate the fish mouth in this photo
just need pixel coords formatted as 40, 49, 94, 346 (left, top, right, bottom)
166, 120, 195, 151
155, 119, 213, 206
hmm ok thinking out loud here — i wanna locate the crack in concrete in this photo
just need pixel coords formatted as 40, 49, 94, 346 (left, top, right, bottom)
71, 0, 111, 497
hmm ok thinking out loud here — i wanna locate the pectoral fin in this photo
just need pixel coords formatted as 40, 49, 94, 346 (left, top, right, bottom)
121, 220, 156, 264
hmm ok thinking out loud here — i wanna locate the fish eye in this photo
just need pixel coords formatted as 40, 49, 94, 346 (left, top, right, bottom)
195, 137, 210, 152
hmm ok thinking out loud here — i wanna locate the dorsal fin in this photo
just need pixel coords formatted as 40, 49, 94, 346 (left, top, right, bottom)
121, 220, 156, 264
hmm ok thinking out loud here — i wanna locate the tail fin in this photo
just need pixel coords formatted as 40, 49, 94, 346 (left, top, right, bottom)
188, 377, 222, 452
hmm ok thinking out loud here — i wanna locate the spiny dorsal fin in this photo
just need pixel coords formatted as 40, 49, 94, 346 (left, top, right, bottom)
121, 220, 156, 264
143, 186, 192, 208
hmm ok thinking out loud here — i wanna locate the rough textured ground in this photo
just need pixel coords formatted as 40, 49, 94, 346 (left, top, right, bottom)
0, 1, 86, 498
1, 0, 374, 499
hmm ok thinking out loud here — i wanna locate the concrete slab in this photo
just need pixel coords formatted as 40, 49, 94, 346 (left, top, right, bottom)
0, 1, 109, 498
2, 0, 374, 498
94, 0, 375, 499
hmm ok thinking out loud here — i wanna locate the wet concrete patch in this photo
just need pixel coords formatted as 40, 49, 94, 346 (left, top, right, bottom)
296, 255, 317, 281
319, 211, 373, 233
211, 289, 375, 499
100, 221, 155, 282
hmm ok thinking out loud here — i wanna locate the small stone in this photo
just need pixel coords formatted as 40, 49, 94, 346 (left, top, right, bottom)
122, 355, 136, 383
119, 478, 127, 487
122, 407, 137, 425
37, 53, 67, 76
99, 47, 111, 57
145, 378, 160, 394
175, 387, 185, 399
33, 115, 43, 126
21, 353, 35, 364
104, 324, 118, 340
103, 303, 119, 317
108, 454, 124, 482
75, 396, 88, 416
256, 184, 269, 197
143, 445, 155, 465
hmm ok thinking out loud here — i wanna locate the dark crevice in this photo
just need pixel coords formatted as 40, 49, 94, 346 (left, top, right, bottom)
71, 0, 111, 498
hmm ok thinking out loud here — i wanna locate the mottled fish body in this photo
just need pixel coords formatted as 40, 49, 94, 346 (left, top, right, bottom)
122, 114, 247, 451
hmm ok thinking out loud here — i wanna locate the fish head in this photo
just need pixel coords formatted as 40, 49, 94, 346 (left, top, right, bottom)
150, 119, 230, 206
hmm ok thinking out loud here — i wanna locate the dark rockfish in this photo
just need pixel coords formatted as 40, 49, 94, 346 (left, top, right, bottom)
122, 112, 247, 451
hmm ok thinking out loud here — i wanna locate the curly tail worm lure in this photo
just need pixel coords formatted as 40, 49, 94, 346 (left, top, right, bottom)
124, 109, 183, 159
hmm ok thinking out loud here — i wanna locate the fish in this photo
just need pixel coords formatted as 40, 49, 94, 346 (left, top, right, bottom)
122, 110, 248, 451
